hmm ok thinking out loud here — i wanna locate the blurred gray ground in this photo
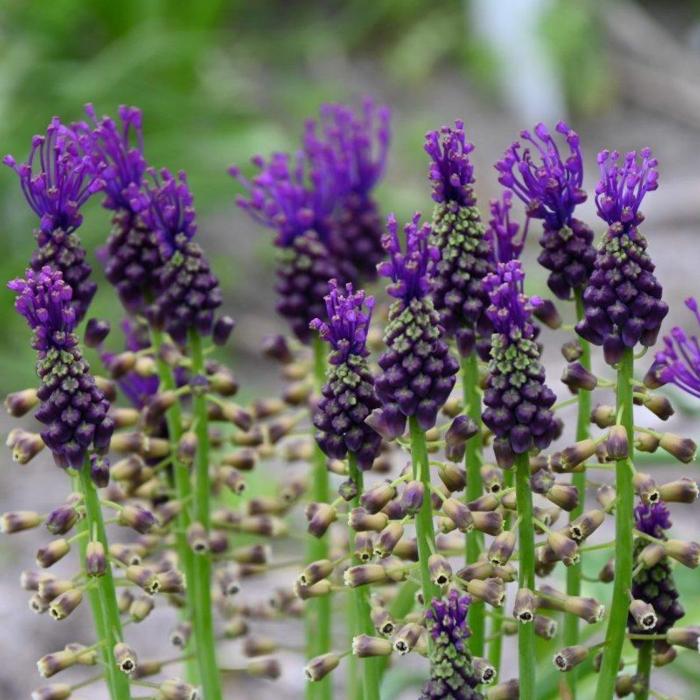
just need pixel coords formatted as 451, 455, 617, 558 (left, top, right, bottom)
3, 5, 700, 698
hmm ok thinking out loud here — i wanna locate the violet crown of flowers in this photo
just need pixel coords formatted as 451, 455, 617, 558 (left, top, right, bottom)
595, 148, 658, 231
426, 590, 472, 650
307, 98, 390, 198
230, 148, 340, 247
495, 121, 586, 230
8, 266, 77, 352
634, 501, 672, 539
424, 120, 476, 207
485, 188, 528, 264
651, 297, 700, 398
142, 168, 197, 257
4, 118, 104, 235
377, 213, 438, 304
483, 260, 541, 341
75, 103, 146, 212
310, 279, 374, 365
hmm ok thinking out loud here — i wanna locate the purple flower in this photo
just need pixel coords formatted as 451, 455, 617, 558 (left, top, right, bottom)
634, 501, 672, 539
424, 120, 476, 207
4, 117, 104, 235
483, 260, 541, 342
9, 267, 114, 470
8, 266, 77, 352
377, 213, 438, 305
595, 148, 658, 232
650, 298, 700, 398
142, 168, 197, 258
485, 189, 528, 264
310, 279, 374, 365
495, 121, 586, 229
74, 103, 146, 212
426, 590, 472, 650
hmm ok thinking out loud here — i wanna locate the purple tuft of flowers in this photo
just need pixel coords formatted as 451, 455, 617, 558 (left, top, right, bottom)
595, 148, 658, 231
649, 298, 700, 398
634, 501, 672, 539
485, 189, 528, 265
495, 121, 585, 229
426, 589, 472, 649
4, 118, 104, 235
424, 120, 476, 207
310, 279, 374, 365
483, 260, 541, 342
377, 213, 439, 305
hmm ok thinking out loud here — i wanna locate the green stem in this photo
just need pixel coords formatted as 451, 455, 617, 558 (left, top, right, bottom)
461, 352, 485, 656
75, 466, 131, 700
189, 331, 223, 700
635, 641, 652, 700
150, 327, 198, 684
487, 467, 513, 677
564, 291, 591, 699
308, 335, 332, 700
348, 454, 381, 700
515, 452, 536, 700
595, 348, 635, 700
409, 416, 440, 610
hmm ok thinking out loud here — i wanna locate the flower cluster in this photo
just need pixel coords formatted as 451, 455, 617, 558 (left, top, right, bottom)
5, 118, 103, 322
496, 122, 595, 300
9, 267, 113, 469
576, 149, 668, 364
482, 261, 557, 462
311, 281, 381, 469
372, 214, 458, 437
485, 189, 528, 265
425, 122, 494, 357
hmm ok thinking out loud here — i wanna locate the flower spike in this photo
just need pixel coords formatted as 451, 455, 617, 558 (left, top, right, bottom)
486, 189, 528, 264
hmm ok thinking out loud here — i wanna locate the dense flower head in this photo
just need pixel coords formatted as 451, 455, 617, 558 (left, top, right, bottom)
308, 98, 390, 198
9, 266, 77, 352
74, 103, 146, 212
230, 149, 340, 247
595, 148, 658, 231
483, 260, 541, 341
495, 121, 585, 230
485, 189, 527, 264
634, 501, 672, 539
424, 120, 476, 207
310, 279, 374, 365
426, 590, 472, 650
378, 213, 438, 304
3, 117, 104, 235
141, 168, 197, 258
650, 298, 700, 398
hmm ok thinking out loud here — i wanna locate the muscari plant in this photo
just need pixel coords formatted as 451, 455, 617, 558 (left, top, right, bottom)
2, 102, 699, 700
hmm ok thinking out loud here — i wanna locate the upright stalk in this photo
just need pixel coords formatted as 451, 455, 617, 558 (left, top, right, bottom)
564, 291, 591, 698
635, 641, 652, 700
409, 416, 440, 609
150, 327, 198, 684
348, 454, 381, 700
75, 465, 132, 700
307, 335, 332, 700
595, 348, 635, 700
515, 452, 536, 700
461, 352, 484, 655
190, 331, 223, 700
487, 468, 513, 676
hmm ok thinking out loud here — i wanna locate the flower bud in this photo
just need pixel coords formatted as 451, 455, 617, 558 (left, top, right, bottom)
245, 658, 281, 680
546, 483, 579, 512
353, 532, 374, 562
561, 362, 597, 392
4, 388, 39, 417
596, 484, 616, 511
31, 685, 72, 700
7, 428, 45, 463
553, 645, 588, 671
374, 523, 404, 558
658, 477, 698, 504
114, 642, 138, 674
37, 650, 78, 678
393, 622, 422, 655
642, 393, 674, 421
155, 569, 186, 594
466, 578, 505, 607
568, 509, 606, 543
444, 415, 478, 462
471, 510, 503, 536
603, 425, 628, 461
352, 634, 393, 658
306, 502, 337, 538
487, 531, 516, 566
534, 615, 558, 640
222, 448, 257, 470
561, 339, 583, 362
105, 351, 137, 379
344, 564, 387, 588
223, 616, 248, 639
636, 543, 664, 569
456, 561, 494, 581
348, 507, 387, 533
513, 588, 537, 623
187, 522, 209, 554
564, 596, 605, 624
126, 565, 159, 593
49, 589, 83, 620
480, 463, 503, 494
37, 539, 70, 568
262, 334, 293, 363
547, 531, 579, 566
629, 599, 657, 630
130, 594, 155, 622
299, 559, 334, 587
370, 607, 395, 636
659, 433, 697, 463
561, 439, 597, 470
0, 510, 42, 534
118, 504, 157, 534
652, 645, 676, 667
470, 656, 496, 685
294, 579, 333, 599
243, 635, 279, 657
487, 678, 519, 700
175, 431, 197, 465
666, 626, 700, 651
441, 497, 473, 532
438, 463, 466, 492
591, 404, 615, 428
636, 432, 659, 453
283, 380, 312, 405
399, 480, 424, 514
360, 482, 397, 514
304, 652, 340, 681
663, 539, 700, 568
85, 541, 106, 577
157, 678, 200, 699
